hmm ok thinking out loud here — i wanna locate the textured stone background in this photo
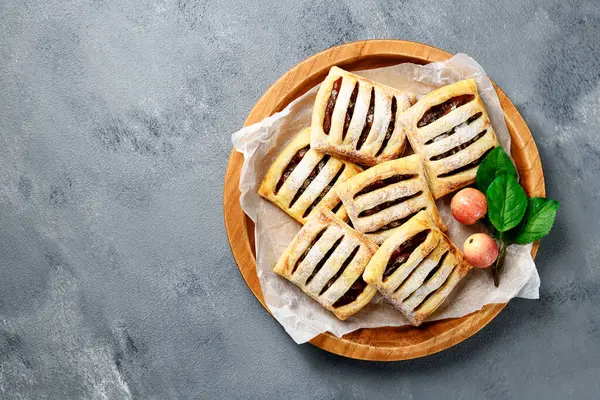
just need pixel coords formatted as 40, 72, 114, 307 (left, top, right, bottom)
0, 0, 598, 398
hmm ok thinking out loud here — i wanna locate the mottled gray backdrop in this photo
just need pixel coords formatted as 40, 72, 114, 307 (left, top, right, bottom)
0, 0, 597, 399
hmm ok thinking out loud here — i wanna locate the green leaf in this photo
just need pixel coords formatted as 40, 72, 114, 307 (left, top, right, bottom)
476, 147, 517, 193
510, 198, 560, 244
486, 174, 527, 232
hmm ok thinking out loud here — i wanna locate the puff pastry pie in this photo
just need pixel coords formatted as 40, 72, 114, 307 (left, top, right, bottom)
398, 79, 499, 199
259, 128, 362, 224
273, 207, 378, 320
311, 67, 416, 166
334, 155, 446, 245
363, 210, 472, 326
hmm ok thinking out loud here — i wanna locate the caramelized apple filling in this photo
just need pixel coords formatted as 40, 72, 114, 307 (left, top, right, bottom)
417, 94, 475, 128
333, 277, 368, 308
292, 228, 326, 274
342, 83, 359, 141
275, 145, 309, 194
353, 174, 417, 198
289, 155, 330, 207
323, 78, 342, 134
358, 191, 423, 218
303, 165, 346, 218
383, 230, 430, 280
437, 147, 495, 178
430, 130, 487, 161
366, 208, 426, 234
376, 97, 397, 156
319, 246, 359, 296
356, 88, 375, 150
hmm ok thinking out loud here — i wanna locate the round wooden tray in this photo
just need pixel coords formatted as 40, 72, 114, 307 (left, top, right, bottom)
223, 40, 545, 361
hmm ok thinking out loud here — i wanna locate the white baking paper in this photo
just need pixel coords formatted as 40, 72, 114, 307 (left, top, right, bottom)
232, 54, 540, 344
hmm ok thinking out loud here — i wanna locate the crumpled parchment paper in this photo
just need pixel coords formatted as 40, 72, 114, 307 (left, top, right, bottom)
232, 54, 540, 344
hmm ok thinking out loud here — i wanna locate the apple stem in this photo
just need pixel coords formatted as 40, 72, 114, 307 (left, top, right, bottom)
492, 238, 508, 287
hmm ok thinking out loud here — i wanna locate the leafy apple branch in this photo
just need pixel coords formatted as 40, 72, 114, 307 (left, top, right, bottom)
475, 147, 559, 286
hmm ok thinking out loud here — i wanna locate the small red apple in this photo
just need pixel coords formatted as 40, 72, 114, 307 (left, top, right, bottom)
451, 188, 488, 225
463, 233, 499, 268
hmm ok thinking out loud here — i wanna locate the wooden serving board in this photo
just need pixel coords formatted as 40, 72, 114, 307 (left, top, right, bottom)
223, 40, 545, 361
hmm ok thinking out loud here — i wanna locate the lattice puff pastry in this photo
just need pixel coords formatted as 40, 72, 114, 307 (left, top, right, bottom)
273, 207, 378, 320
334, 155, 446, 245
398, 79, 499, 199
363, 210, 472, 326
259, 128, 362, 224
311, 67, 416, 166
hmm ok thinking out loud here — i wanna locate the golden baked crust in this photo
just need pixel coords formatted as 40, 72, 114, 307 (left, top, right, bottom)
397, 79, 500, 199
363, 210, 472, 326
311, 67, 416, 167
334, 155, 446, 245
273, 207, 378, 320
258, 128, 362, 224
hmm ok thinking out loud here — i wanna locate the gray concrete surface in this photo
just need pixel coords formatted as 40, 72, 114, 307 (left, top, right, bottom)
0, 0, 597, 398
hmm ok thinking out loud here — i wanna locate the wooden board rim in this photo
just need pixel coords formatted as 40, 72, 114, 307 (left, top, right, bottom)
223, 39, 545, 361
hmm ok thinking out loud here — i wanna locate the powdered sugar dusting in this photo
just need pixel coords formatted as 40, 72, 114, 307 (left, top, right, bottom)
233, 54, 539, 344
